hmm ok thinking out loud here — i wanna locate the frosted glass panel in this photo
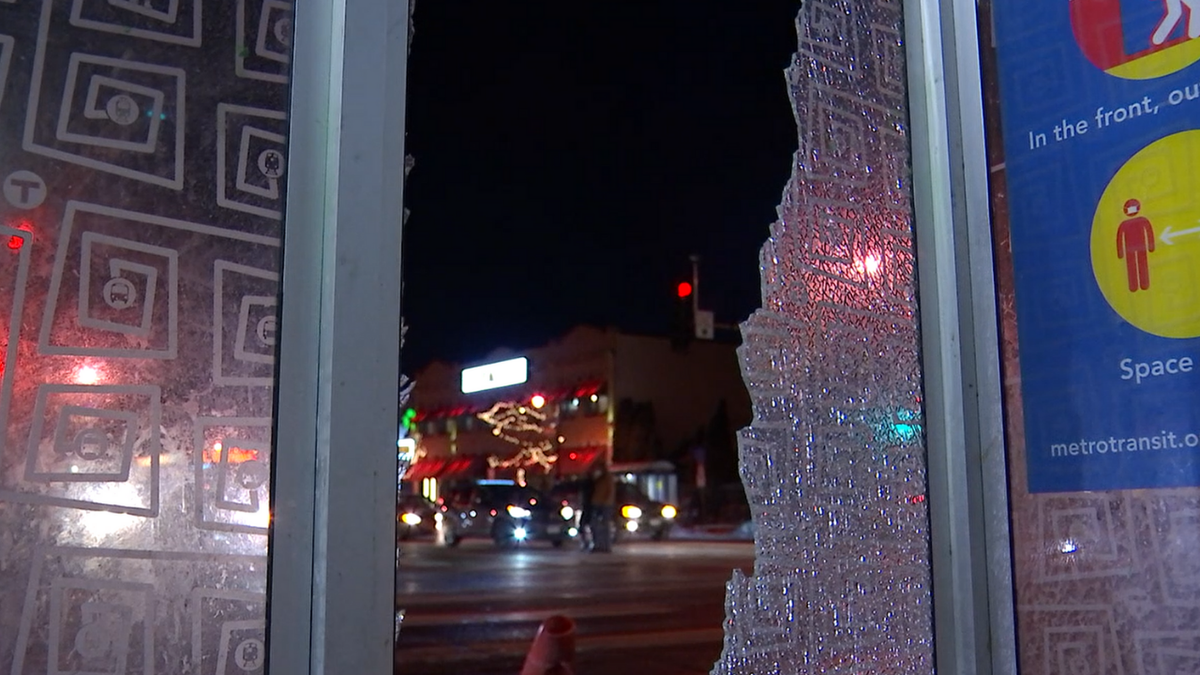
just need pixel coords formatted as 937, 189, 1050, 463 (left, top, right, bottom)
0, 0, 290, 671
713, 1, 935, 673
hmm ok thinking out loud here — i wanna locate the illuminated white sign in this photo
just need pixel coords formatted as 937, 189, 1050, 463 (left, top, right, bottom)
461, 357, 528, 394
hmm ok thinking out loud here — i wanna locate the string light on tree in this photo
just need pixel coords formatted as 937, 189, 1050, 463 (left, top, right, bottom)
477, 399, 560, 472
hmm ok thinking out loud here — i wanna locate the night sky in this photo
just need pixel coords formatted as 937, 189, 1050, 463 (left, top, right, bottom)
402, 2, 804, 370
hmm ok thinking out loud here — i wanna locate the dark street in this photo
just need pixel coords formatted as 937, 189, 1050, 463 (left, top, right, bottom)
394, 540, 755, 675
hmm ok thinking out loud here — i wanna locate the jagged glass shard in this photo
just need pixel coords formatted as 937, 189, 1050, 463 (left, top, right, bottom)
712, 1, 934, 673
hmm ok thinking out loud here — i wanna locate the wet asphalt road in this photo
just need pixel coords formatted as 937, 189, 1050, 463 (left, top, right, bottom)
394, 538, 755, 675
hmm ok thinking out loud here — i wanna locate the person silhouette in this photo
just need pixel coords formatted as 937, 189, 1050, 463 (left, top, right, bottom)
1153, 0, 1200, 45
1116, 198, 1155, 293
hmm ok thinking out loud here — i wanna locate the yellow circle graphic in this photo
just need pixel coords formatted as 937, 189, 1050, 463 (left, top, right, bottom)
1092, 130, 1200, 337
1107, 39, 1200, 79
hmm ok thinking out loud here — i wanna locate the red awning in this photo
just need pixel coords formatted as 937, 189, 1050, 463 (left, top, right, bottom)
554, 446, 605, 477
403, 458, 448, 482
404, 456, 489, 482
572, 381, 604, 399
440, 456, 484, 481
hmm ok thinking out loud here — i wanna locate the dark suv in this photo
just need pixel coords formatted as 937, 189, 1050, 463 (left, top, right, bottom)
437, 479, 575, 549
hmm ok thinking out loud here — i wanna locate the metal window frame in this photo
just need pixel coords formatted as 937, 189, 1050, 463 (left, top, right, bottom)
268, 0, 409, 673
903, 0, 1018, 673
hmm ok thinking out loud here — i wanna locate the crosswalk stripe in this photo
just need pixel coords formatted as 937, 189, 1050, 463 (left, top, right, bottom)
398, 579, 733, 607
396, 627, 725, 663
401, 601, 674, 627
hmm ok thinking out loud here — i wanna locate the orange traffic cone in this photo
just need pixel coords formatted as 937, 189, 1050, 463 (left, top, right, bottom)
520, 615, 575, 675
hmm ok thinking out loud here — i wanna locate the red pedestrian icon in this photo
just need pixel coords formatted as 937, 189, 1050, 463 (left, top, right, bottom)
1117, 198, 1155, 292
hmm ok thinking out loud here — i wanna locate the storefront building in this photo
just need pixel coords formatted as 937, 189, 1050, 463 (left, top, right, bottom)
405, 325, 750, 504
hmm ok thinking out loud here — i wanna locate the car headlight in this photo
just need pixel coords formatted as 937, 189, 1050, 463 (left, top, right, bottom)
621, 505, 642, 520
401, 512, 422, 526
507, 505, 531, 519
661, 505, 677, 519
560, 505, 575, 521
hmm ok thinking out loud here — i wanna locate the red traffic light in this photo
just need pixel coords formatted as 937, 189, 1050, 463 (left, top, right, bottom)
676, 281, 693, 298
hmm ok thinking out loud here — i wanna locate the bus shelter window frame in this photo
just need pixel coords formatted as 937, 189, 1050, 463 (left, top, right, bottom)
903, 0, 1018, 672
268, 0, 409, 673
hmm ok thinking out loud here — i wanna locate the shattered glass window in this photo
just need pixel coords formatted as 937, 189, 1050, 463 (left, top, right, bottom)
713, 1, 935, 673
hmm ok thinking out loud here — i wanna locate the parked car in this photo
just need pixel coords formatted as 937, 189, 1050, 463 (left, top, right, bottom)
551, 479, 677, 542
396, 495, 439, 540
614, 481, 677, 541
436, 479, 575, 549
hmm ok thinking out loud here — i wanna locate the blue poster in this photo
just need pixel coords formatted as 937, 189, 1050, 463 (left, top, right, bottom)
994, 0, 1200, 492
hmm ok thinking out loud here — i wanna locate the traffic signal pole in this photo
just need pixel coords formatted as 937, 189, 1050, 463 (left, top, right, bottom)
690, 254, 701, 317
